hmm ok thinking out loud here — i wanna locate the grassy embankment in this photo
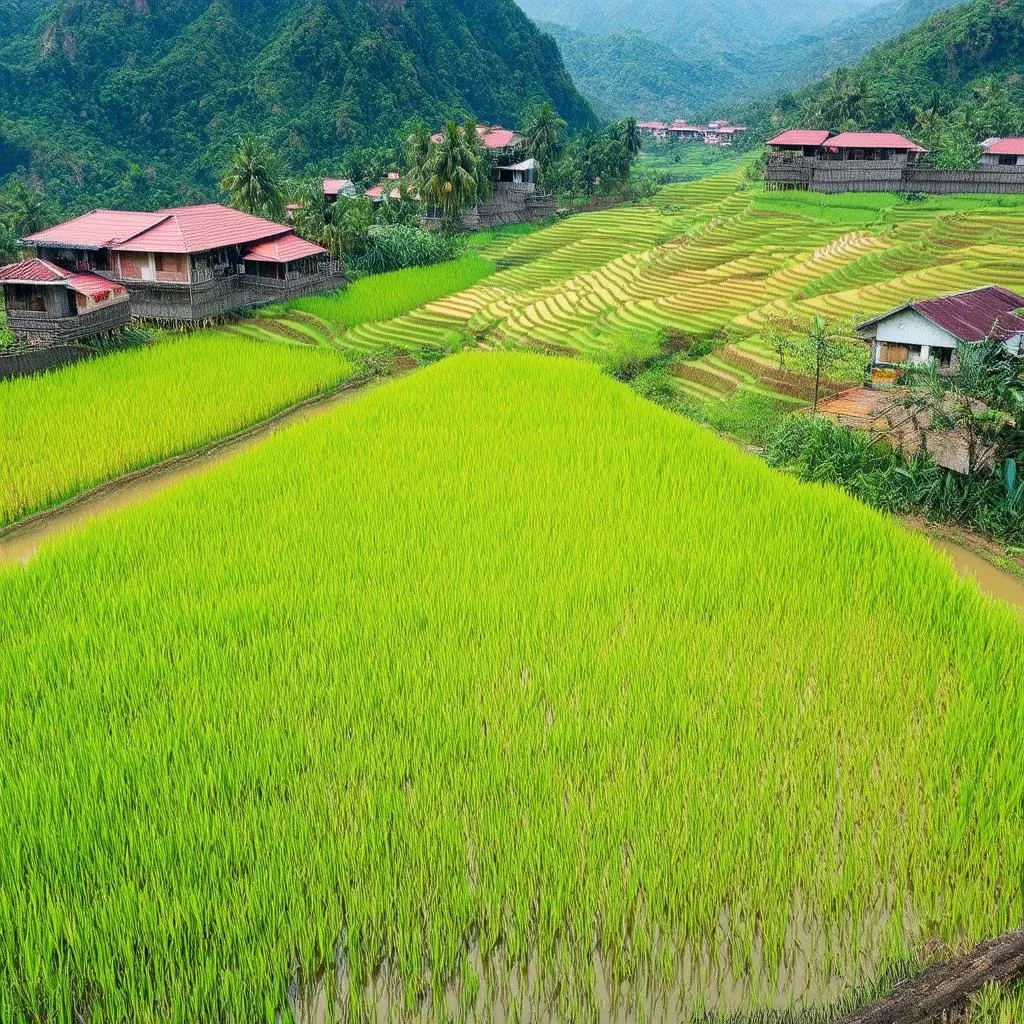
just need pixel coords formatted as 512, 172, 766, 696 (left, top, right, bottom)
2, 352, 1022, 1022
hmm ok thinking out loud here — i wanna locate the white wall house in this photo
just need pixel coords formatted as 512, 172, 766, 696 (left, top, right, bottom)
857, 286, 1024, 385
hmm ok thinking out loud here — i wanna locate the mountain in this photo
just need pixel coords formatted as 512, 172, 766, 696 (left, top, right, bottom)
538, 0, 962, 118
755, 0, 1024, 154
515, 0, 883, 54
0, 0, 595, 210
540, 23, 755, 120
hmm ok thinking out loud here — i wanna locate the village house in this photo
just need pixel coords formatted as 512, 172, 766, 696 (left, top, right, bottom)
0, 258, 131, 347
323, 178, 359, 201
423, 125, 553, 228
21, 204, 342, 324
365, 172, 403, 204
857, 286, 1024, 383
637, 119, 747, 145
979, 138, 1024, 167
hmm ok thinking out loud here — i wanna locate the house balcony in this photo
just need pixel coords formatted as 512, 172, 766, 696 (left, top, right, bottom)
6, 300, 132, 347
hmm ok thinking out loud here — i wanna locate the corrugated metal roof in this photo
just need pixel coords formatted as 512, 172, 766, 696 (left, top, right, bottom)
914, 286, 1024, 342
859, 286, 1024, 343
766, 130, 832, 147
113, 204, 292, 254
824, 132, 927, 153
429, 124, 524, 150
0, 257, 72, 283
24, 210, 169, 250
984, 138, 1024, 156
244, 233, 327, 263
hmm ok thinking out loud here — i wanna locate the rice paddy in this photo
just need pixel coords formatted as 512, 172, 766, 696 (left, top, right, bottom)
0, 332, 351, 527
2, 352, 1023, 1022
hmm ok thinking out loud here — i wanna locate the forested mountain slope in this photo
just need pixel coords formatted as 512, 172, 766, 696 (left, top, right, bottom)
538, 0, 960, 118
0, 0, 595, 209
754, 0, 1024, 162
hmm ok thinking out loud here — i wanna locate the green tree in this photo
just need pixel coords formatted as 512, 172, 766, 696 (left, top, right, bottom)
404, 122, 432, 191
0, 221, 20, 263
793, 314, 856, 414
421, 120, 482, 231
900, 338, 1024, 475
617, 117, 643, 160
220, 134, 285, 221
1, 180, 57, 237
522, 101, 566, 183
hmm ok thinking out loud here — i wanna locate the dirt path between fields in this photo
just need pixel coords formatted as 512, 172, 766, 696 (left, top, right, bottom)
0, 371, 398, 565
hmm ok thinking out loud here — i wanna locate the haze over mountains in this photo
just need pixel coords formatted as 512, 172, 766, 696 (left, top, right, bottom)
528, 0, 962, 117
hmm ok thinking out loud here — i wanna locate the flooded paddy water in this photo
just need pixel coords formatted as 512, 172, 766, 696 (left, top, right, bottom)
0, 374, 385, 564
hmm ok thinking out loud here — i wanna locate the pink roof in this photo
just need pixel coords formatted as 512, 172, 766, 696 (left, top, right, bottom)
113, 204, 291, 254
824, 132, 927, 153
244, 233, 327, 263
637, 121, 668, 130
66, 273, 127, 301
0, 258, 126, 300
24, 211, 168, 250
860, 286, 1024, 343
322, 178, 354, 195
0, 257, 71, 283
429, 125, 523, 150
767, 130, 833, 148
984, 138, 1024, 156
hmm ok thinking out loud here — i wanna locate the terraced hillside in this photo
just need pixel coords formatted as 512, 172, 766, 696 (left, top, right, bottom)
231, 176, 1024, 410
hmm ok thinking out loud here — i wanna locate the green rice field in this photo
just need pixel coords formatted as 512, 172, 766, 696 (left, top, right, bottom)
0, 332, 351, 527
2, 352, 1022, 1022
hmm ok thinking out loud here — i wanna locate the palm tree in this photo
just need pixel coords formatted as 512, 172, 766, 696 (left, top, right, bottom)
1, 181, 56, 237
404, 122, 433, 190
522, 101, 567, 183
421, 120, 482, 231
462, 118, 492, 205
618, 117, 642, 160
220, 134, 285, 221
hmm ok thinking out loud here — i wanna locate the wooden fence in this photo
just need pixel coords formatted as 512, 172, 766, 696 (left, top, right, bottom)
765, 160, 1024, 194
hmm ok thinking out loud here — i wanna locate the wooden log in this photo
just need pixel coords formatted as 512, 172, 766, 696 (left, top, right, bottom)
837, 926, 1024, 1024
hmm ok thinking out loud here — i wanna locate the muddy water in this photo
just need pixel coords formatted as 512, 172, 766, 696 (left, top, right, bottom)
292, 903, 915, 1023
0, 376, 383, 565
931, 538, 1024, 609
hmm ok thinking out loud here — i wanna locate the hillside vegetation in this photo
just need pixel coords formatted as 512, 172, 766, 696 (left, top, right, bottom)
2, 351, 1023, 1021
527, 0, 960, 117
0, 0, 594, 208
755, 0, 1024, 162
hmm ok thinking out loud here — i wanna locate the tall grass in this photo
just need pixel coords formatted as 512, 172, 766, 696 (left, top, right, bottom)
1, 353, 1022, 1022
0, 332, 351, 526
290, 253, 495, 327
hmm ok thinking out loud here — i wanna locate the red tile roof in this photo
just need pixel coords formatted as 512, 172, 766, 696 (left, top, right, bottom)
25, 204, 292, 255
0, 257, 72, 283
824, 132, 927, 153
767, 129, 832, 148
24, 211, 169, 250
983, 138, 1024, 156
637, 121, 668, 130
859, 286, 1024, 343
244, 233, 327, 263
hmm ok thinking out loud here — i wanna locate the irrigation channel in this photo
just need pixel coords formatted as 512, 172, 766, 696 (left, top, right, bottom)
2, 368, 1023, 613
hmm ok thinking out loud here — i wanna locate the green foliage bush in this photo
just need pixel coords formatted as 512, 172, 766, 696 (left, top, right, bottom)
598, 328, 664, 380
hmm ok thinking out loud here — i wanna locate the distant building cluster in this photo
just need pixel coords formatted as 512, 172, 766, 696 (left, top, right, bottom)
635, 120, 748, 146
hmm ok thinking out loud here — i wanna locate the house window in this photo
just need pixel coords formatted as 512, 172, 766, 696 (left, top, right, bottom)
998, 155, 1017, 166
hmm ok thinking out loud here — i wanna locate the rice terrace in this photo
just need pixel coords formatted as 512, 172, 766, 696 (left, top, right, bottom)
3, 169, 1024, 1024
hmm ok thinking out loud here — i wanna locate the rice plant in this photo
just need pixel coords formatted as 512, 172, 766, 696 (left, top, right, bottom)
290, 253, 495, 327
1, 352, 1021, 1023
0, 332, 351, 527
